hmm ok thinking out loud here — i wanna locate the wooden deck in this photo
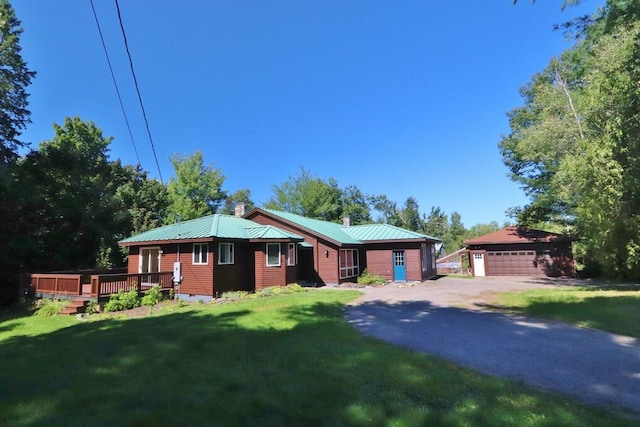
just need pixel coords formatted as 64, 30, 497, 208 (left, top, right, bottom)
30, 271, 174, 299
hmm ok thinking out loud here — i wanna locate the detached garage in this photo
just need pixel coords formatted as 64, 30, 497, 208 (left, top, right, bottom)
464, 226, 576, 277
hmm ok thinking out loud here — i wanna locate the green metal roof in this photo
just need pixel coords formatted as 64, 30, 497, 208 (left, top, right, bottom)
261, 209, 441, 244
263, 209, 361, 245
245, 225, 303, 240
344, 223, 440, 242
119, 214, 302, 245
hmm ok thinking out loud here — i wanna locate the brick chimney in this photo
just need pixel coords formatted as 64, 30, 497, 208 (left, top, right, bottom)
343, 217, 350, 227
234, 203, 245, 217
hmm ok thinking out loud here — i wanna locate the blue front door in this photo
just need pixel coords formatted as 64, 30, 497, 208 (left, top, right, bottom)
393, 251, 406, 281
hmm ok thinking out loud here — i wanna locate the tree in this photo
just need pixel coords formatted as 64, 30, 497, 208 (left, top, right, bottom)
500, 3, 640, 278
112, 163, 168, 235
422, 206, 448, 239
444, 211, 466, 253
465, 222, 501, 240
221, 188, 255, 215
394, 197, 423, 232
19, 117, 120, 270
265, 167, 343, 222
166, 151, 226, 222
0, 0, 36, 163
371, 194, 398, 224
341, 185, 372, 225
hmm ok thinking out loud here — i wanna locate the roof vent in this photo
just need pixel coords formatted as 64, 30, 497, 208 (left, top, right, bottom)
343, 217, 350, 227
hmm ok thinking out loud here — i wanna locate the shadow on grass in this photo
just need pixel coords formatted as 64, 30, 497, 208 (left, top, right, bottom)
0, 294, 637, 426
483, 295, 640, 338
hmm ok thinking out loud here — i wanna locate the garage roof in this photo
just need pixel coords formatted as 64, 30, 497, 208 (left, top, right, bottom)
464, 226, 574, 245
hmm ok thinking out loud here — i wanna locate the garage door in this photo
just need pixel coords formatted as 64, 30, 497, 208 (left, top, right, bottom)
486, 251, 544, 276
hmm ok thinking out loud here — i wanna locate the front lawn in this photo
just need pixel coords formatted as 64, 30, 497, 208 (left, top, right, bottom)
496, 286, 640, 338
0, 290, 636, 426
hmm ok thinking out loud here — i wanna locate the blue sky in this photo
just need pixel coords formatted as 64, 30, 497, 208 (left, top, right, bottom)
13, 1, 601, 227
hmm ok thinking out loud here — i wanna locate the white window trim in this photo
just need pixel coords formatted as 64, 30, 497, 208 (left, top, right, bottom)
218, 242, 234, 265
339, 249, 360, 279
266, 243, 281, 267
287, 243, 297, 266
193, 243, 209, 265
421, 244, 428, 271
139, 246, 161, 273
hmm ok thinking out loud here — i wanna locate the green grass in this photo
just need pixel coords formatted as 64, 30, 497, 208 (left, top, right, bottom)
0, 290, 636, 426
496, 287, 640, 338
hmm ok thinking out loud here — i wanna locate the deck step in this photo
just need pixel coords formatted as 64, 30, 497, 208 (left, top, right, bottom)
60, 299, 90, 315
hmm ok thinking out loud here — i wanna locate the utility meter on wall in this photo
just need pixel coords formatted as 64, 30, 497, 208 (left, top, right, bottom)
173, 262, 182, 284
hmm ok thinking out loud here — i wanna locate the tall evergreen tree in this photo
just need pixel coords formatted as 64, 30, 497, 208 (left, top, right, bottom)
0, 0, 35, 163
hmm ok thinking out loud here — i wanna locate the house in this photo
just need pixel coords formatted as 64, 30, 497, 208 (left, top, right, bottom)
118, 209, 441, 301
245, 208, 441, 284
118, 214, 304, 301
464, 226, 576, 277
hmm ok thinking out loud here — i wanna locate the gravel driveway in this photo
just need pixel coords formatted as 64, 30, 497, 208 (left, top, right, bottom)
344, 276, 640, 415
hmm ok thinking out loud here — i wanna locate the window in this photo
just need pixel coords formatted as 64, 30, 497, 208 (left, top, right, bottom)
218, 242, 234, 265
421, 244, 428, 271
193, 243, 208, 265
287, 243, 297, 266
140, 247, 160, 273
430, 244, 436, 269
339, 249, 359, 279
266, 243, 281, 266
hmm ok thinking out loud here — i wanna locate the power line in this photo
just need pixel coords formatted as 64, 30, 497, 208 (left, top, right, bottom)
89, 0, 141, 166
114, 0, 164, 185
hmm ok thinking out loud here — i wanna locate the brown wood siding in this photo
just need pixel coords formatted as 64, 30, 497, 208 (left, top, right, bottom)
318, 242, 340, 284
126, 243, 215, 296
246, 212, 326, 282
173, 242, 213, 296
127, 246, 139, 273
254, 243, 288, 291
214, 240, 253, 295
365, 249, 394, 281
365, 242, 432, 281
405, 248, 422, 281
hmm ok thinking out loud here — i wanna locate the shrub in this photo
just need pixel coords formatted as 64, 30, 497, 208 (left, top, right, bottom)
284, 283, 305, 293
33, 298, 67, 317
104, 288, 141, 312
357, 269, 386, 285
141, 286, 163, 307
257, 284, 307, 298
221, 290, 250, 300
85, 301, 98, 315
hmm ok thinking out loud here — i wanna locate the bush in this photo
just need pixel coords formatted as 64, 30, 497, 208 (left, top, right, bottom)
256, 284, 307, 297
284, 283, 305, 293
357, 269, 386, 285
104, 288, 140, 312
85, 301, 98, 314
33, 298, 67, 317
141, 286, 163, 307
221, 290, 250, 300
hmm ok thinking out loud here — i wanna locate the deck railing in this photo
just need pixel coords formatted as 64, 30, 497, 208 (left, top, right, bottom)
90, 272, 174, 298
31, 274, 83, 296
31, 272, 174, 298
